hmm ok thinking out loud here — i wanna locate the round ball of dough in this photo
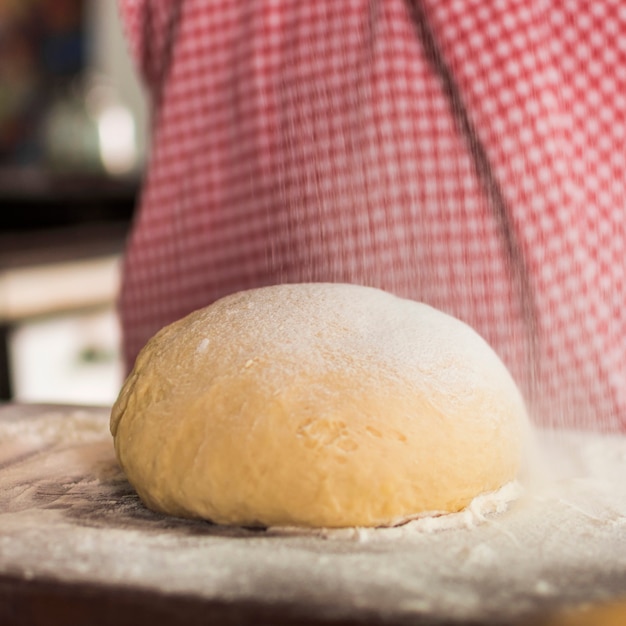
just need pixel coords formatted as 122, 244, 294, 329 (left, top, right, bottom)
110, 283, 529, 528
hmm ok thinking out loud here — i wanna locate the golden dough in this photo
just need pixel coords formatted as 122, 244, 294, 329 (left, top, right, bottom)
110, 283, 528, 528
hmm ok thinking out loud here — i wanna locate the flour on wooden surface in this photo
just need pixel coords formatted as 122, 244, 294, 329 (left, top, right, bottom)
1, 405, 626, 624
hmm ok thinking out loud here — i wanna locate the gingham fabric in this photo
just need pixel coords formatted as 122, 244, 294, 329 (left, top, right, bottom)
118, 0, 626, 431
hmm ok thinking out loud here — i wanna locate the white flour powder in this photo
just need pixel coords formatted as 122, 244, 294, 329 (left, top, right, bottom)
1, 405, 625, 623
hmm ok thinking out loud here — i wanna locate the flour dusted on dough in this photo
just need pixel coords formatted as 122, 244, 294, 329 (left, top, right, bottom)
110, 283, 529, 528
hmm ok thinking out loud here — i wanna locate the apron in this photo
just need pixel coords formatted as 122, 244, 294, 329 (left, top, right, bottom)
118, 0, 626, 431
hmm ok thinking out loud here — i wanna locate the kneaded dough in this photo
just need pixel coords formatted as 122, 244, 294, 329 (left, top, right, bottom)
110, 283, 529, 528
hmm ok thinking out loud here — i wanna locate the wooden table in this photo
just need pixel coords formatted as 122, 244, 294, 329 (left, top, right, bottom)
1, 404, 625, 626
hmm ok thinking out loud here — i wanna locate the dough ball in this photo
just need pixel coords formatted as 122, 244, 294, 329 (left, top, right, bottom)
110, 283, 529, 528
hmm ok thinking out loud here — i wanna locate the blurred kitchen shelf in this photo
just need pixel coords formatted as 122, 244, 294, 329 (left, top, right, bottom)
0, 166, 139, 200
0, 167, 138, 230
0, 220, 129, 403
0, 222, 125, 322
10, 306, 124, 406
0, 221, 128, 271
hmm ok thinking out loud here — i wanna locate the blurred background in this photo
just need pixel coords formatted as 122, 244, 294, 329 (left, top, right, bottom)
0, 0, 147, 405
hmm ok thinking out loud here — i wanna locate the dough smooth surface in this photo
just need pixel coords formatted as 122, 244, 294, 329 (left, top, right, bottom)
110, 283, 529, 528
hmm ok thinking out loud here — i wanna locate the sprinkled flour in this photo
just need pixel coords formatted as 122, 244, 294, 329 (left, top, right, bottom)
1, 404, 626, 624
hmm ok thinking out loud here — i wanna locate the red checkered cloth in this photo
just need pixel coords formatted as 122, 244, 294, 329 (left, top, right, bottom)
118, 0, 626, 431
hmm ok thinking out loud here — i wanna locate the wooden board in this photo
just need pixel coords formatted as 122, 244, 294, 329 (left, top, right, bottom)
1, 403, 626, 626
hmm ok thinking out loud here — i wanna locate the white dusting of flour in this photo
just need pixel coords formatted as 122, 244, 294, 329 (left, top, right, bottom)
265, 481, 523, 541
1, 405, 626, 624
174, 283, 523, 408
